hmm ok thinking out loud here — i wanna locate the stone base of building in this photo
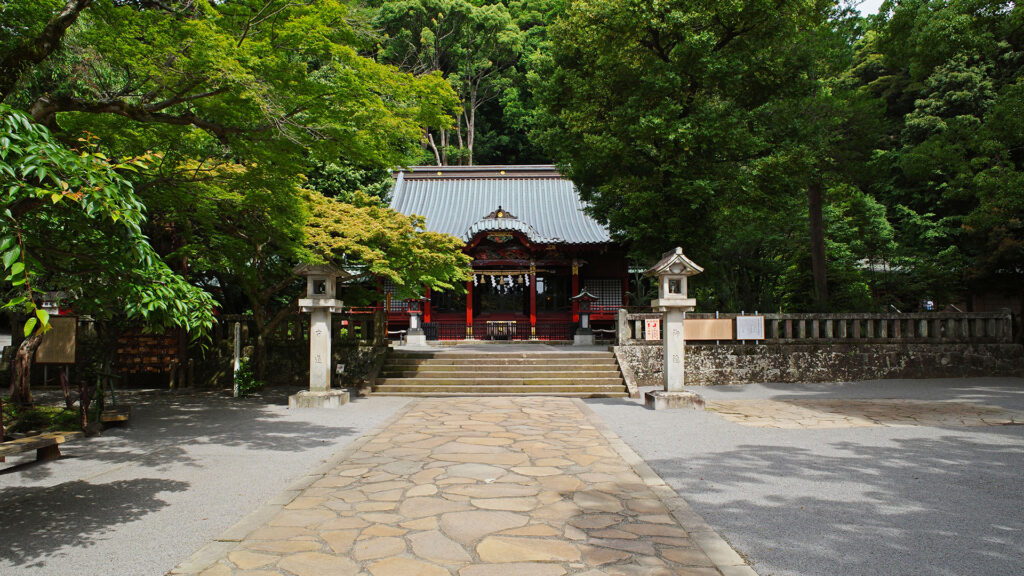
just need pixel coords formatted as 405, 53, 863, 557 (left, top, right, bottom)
289, 389, 350, 409
645, 390, 705, 411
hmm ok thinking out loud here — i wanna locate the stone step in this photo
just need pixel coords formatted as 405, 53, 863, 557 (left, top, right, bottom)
375, 377, 624, 386
381, 369, 623, 378
385, 358, 618, 367
371, 386, 629, 397
376, 348, 628, 397
372, 389, 626, 393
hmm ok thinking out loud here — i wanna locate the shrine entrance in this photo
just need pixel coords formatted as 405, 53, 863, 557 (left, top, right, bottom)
474, 271, 528, 316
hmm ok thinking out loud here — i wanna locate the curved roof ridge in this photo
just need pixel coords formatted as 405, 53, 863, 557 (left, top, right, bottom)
463, 215, 546, 243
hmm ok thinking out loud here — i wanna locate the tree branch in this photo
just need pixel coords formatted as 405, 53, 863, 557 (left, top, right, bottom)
0, 0, 94, 101
29, 95, 246, 144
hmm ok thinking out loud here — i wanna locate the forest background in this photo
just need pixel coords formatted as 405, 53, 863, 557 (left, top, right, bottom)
0, 0, 1021, 382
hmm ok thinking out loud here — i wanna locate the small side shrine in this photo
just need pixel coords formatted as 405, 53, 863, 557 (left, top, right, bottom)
643, 247, 706, 410
570, 289, 598, 345
291, 264, 349, 408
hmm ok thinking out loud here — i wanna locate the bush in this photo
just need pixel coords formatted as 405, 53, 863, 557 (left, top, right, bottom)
234, 357, 264, 397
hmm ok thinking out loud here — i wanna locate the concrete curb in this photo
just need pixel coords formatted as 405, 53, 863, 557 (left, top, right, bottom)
575, 399, 758, 576
167, 400, 419, 575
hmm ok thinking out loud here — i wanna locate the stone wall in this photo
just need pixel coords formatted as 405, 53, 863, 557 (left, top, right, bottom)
614, 342, 1024, 387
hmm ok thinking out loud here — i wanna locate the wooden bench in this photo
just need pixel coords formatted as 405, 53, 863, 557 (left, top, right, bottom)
0, 431, 83, 462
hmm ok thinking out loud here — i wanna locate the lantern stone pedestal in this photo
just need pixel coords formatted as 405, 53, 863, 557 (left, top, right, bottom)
645, 389, 706, 410
642, 247, 707, 411
289, 265, 350, 409
289, 390, 349, 409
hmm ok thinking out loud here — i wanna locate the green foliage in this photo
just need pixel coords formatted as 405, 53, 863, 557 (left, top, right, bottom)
304, 189, 472, 299
375, 0, 526, 164
862, 0, 1024, 302
234, 357, 263, 397
0, 104, 216, 338
2, 400, 79, 434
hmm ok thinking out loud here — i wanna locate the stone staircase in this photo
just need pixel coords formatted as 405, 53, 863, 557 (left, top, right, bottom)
372, 350, 628, 397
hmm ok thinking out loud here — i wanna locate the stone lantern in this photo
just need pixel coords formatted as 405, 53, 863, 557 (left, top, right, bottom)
405, 298, 427, 347
570, 289, 599, 345
643, 247, 705, 410
291, 264, 349, 408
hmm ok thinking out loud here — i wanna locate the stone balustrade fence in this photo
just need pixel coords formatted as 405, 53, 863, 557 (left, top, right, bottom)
617, 310, 1015, 345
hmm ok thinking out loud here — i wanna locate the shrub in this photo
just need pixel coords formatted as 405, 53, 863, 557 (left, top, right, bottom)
234, 357, 264, 397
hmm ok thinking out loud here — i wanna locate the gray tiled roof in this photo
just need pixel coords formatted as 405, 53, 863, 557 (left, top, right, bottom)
389, 165, 612, 244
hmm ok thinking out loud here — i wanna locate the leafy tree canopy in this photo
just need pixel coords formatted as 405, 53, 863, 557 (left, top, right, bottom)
0, 104, 216, 337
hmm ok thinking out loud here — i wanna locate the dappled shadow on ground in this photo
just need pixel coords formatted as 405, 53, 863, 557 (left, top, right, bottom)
650, 432, 1024, 575
702, 378, 1024, 406
3, 387, 361, 481
0, 478, 188, 568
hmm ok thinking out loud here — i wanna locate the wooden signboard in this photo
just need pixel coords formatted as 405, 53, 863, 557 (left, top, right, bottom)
644, 318, 661, 340
683, 319, 734, 340
35, 316, 77, 364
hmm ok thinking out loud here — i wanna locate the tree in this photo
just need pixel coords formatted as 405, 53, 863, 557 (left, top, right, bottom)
534, 0, 856, 311
0, 105, 215, 434
304, 189, 472, 297
1, 0, 463, 385
858, 0, 1024, 306
376, 0, 524, 165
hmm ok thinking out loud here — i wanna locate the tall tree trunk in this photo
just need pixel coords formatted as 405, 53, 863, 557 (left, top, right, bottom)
427, 131, 442, 166
467, 87, 477, 166
455, 109, 465, 164
59, 367, 74, 410
10, 333, 43, 405
808, 182, 829, 311
250, 302, 268, 381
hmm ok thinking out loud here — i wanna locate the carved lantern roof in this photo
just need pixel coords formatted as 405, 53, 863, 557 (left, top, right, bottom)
644, 247, 703, 278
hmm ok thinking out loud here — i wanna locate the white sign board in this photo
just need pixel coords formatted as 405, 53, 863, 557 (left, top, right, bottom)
735, 316, 765, 340
644, 318, 661, 340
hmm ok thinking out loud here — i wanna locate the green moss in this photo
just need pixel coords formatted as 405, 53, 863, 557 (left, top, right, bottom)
2, 398, 79, 434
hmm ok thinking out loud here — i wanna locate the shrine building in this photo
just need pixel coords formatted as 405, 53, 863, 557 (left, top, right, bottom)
386, 165, 628, 340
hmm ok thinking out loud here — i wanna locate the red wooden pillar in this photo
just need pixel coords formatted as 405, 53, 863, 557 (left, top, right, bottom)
571, 258, 580, 323
466, 279, 473, 338
529, 263, 537, 338
424, 286, 432, 323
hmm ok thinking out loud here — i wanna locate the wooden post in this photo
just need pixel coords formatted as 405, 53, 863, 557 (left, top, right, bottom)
529, 263, 537, 338
424, 287, 432, 324
232, 321, 241, 398
466, 279, 474, 339
571, 258, 580, 323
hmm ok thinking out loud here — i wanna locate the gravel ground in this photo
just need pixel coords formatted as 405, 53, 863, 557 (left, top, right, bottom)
0, 387, 409, 576
585, 378, 1024, 576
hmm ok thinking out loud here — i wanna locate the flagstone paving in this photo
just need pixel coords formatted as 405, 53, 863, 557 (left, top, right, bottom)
706, 398, 1022, 429
174, 397, 752, 576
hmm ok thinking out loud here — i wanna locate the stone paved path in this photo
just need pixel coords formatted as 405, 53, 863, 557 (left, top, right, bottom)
174, 397, 752, 576
706, 398, 1022, 429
